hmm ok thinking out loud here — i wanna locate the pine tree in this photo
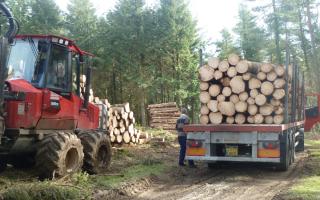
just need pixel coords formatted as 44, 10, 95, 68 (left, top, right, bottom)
234, 4, 266, 61
215, 28, 239, 59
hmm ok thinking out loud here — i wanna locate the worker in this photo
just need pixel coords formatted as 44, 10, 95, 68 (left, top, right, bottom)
176, 108, 196, 168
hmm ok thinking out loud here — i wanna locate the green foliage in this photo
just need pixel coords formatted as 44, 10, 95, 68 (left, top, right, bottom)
234, 4, 266, 61
215, 28, 240, 59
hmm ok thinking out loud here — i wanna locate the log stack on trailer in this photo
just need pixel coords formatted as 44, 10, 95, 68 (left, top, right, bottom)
198, 54, 304, 125
184, 51, 305, 171
148, 102, 181, 130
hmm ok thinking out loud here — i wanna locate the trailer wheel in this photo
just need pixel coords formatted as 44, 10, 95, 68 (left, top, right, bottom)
36, 131, 84, 179
295, 128, 304, 152
276, 132, 290, 171
79, 131, 112, 174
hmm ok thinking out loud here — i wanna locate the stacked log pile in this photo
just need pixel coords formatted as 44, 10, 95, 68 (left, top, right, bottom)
148, 102, 180, 130
199, 54, 294, 125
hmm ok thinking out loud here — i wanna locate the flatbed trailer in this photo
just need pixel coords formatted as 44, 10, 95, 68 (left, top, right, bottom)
184, 122, 305, 170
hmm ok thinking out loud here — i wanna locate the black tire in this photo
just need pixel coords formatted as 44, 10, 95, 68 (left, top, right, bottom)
79, 131, 112, 174
36, 131, 84, 179
276, 132, 290, 171
295, 128, 304, 152
10, 155, 35, 169
0, 159, 6, 172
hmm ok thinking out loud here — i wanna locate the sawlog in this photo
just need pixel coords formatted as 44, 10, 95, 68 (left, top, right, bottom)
208, 57, 220, 69
199, 65, 214, 81
209, 112, 223, 124
218, 102, 235, 116
228, 53, 240, 65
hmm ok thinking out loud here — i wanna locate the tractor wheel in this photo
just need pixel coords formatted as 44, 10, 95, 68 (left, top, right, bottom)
79, 131, 112, 174
10, 155, 35, 169
0, 159, 6, 172
36, 131, 84, 179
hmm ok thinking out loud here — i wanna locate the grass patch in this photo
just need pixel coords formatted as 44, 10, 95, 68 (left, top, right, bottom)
92, 159, 166, 189
138, 126, 177, 143
281, 139, 320, 200
1, 182, 89, 200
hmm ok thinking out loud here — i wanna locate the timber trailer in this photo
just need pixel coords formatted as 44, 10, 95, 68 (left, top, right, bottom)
184, 52, 305, 171
0, 1, 111, 178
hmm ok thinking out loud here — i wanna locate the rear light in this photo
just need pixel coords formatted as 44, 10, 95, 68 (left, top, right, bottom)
187, 140, 203, 148
258, 141, 280, 158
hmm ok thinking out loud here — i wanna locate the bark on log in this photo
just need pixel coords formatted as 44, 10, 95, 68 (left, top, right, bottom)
208, 57, 220, 69
230, 76, 245, 94
228, 53, 240, 65
218, 102, 235, 116
209, 112, 223, 124
147, 102, 177, 109
199, 65, 214, 81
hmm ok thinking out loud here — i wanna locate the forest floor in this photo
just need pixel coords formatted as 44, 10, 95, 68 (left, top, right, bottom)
0, 129, 319, 200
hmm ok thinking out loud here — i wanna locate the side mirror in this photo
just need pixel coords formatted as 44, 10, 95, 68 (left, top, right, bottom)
83, 66, 92, 108
38, 40, 49, 53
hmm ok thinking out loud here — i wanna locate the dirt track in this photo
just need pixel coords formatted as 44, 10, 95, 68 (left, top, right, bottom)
130, 152, 308, 200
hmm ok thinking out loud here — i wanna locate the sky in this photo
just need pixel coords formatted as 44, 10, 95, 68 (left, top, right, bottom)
54, 0, 244, 44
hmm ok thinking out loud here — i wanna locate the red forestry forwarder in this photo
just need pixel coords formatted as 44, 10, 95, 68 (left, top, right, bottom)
0, 1, 112, 178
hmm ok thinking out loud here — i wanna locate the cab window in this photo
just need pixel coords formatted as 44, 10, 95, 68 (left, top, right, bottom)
46, 45, 70, 92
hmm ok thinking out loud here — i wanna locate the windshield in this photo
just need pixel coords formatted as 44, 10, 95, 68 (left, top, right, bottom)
7, 39, 39, 83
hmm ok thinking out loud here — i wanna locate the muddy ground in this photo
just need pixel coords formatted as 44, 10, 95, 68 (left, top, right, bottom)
96, 139, 309, 200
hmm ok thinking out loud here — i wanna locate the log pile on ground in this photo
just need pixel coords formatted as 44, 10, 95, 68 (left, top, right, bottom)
148, 102, 181, 130
107, 102, 142, 144
199, 54, 296, 125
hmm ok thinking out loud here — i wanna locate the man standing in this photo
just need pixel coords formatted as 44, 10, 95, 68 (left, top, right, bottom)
176, 108, 196, 167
